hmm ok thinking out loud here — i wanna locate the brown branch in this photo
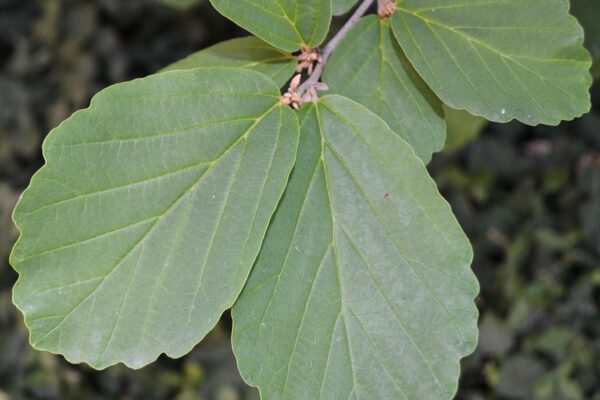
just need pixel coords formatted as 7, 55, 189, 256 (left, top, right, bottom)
295, 0, 375, 102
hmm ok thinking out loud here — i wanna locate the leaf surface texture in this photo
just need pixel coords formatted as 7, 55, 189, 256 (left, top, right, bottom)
232, 95, 479, 400
332, 0, 358, 15
162, 36, 297, 86
11, 67, 299, 369
324, 16, 445, 162
392, 0, 592, 124
209, 0, 331, 52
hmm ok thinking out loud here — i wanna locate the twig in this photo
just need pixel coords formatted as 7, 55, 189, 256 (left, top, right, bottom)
295, 0, 375, 101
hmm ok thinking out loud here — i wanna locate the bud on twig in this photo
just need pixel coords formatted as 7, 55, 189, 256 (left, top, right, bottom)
296, 46, 322, 74
378, 0, 397, 18
280, 74, 303, 109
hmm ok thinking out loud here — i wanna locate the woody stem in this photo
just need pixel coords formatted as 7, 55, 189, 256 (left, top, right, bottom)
296, 0, 375, 99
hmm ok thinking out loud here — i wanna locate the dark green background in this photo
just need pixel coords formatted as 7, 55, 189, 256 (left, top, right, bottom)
0, 1, 599, 399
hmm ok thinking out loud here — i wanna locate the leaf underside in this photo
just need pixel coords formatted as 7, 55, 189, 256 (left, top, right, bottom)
324, 15, 445, 163
161, 36, 297, 86
10, 67, 299, 369
209, 0, 332, 52
392, 0, 593, 125
232, 95, 479, 400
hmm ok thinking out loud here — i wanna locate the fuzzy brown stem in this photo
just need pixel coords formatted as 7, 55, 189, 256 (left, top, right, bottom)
296, 0, 375, 100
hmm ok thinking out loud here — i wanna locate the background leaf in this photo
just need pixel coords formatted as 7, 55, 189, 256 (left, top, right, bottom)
162, 36, 297, 86
392, 0, 592, 125
209, 0, 331, 52
324, 15, 445, 163
10, 67, 299, 370
443, 105, 487, 153
232, 95, 479, 400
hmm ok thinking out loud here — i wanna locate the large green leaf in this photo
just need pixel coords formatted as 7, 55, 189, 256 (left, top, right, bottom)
332, 0, 358, 15
209, 0, 331, 52
10, 67, 299, 369
391, 0, 593, 125
324, 16, 445, 163
232, 95, 479, 399
162, 36, 297, 86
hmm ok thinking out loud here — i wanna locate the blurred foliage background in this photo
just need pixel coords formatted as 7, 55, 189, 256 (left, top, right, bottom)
0, 1, 599, 399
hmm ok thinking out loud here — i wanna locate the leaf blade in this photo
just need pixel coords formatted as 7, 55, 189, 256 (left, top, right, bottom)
332, 0, 358, 15
323, 16, 445, 163
209, 0, 332, 52
232, 95, 479, 400
161, 36, 297, 86
392, 0, 592, 125
11, 67, 299, 369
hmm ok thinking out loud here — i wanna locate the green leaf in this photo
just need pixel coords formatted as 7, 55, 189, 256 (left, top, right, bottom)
391, 0, 593, 125
209, 0, 331, 52
161, 36, 297, 86
443, 105, 487, 153
232, 95, 479, 400
324, 16, 445, 163
10, 67, 299, 369
332, 0, 358, 15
